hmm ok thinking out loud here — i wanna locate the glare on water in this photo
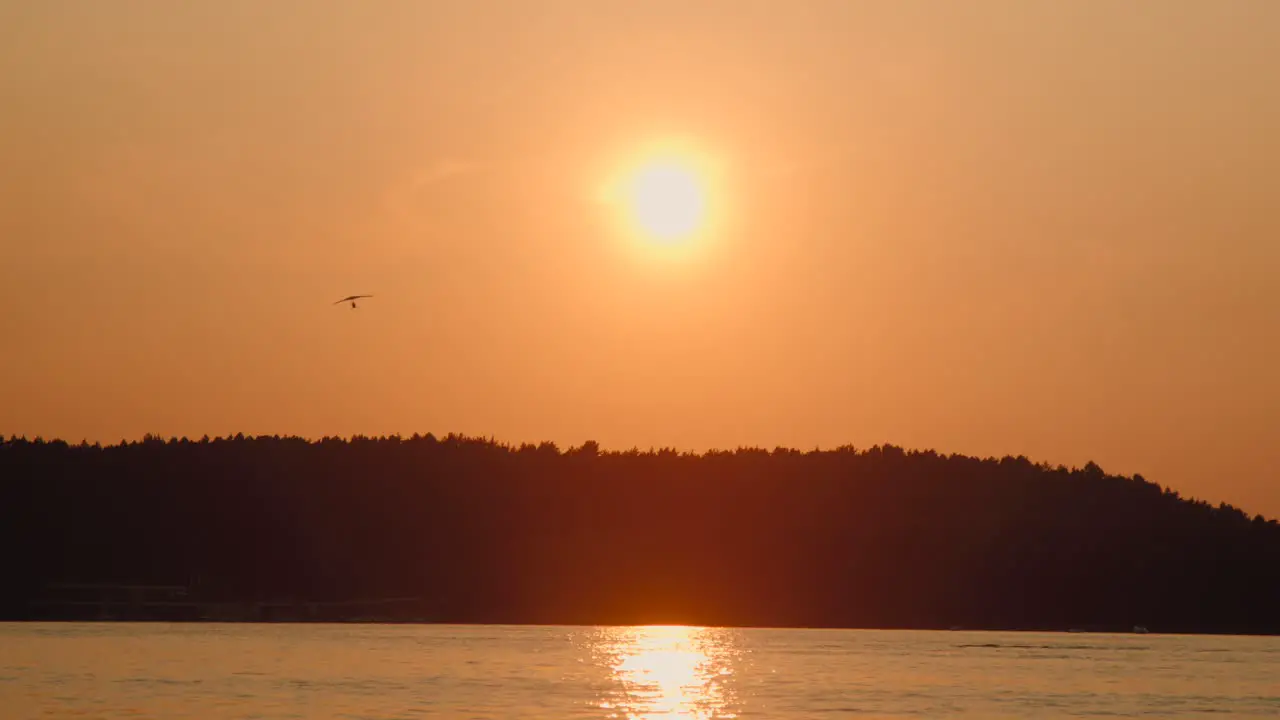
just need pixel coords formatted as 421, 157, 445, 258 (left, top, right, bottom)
590, 625, 742, 719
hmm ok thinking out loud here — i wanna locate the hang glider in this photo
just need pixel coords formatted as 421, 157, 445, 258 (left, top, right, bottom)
334, 294, 373, 308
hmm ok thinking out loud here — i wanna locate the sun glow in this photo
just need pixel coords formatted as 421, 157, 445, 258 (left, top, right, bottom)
626, 160, 707, 242
600, 140, 724, 257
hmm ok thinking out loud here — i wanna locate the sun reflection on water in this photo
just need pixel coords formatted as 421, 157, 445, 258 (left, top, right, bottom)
589, 625, 744, 720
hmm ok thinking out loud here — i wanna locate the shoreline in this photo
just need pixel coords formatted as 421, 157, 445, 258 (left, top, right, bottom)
5, 617, 1278, 638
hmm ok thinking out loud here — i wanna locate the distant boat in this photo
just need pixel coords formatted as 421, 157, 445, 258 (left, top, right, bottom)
1133, 625, 1150, 634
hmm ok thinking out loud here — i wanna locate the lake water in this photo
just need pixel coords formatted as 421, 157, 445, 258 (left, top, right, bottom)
1, 623, 1277, 718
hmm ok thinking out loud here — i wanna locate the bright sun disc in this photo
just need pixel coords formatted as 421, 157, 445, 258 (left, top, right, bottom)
599, 139, 725, 260
625, 160, 707, 243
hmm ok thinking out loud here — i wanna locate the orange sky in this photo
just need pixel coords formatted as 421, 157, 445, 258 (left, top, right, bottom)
2, 1, 1278, 516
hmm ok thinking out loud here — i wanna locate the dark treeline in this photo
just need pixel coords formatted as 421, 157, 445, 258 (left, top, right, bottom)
2, 433, 1278, 634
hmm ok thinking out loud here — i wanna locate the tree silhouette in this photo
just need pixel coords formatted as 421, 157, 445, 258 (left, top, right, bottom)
1, 434, 1276, 633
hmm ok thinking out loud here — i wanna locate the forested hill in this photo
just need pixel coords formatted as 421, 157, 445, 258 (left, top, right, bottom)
2, 434, 1278, 634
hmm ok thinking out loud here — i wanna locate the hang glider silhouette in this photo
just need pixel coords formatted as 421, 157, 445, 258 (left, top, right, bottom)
334, 295, 373, 309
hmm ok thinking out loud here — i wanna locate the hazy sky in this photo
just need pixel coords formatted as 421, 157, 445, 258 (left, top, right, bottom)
2, 1, 1278, 515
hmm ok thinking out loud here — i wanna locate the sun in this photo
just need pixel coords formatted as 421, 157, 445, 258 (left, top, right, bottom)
600, 140, 723, 255
625, 159, 708, 243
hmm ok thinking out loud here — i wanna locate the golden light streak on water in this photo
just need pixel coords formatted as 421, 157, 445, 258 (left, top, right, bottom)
592, 625, 743, 719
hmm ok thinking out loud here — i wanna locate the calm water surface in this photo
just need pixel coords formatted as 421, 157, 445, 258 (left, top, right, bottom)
1, 623, 1277, 718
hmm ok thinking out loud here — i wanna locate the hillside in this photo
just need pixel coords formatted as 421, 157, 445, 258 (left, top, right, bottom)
2, 434, 1277, 633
